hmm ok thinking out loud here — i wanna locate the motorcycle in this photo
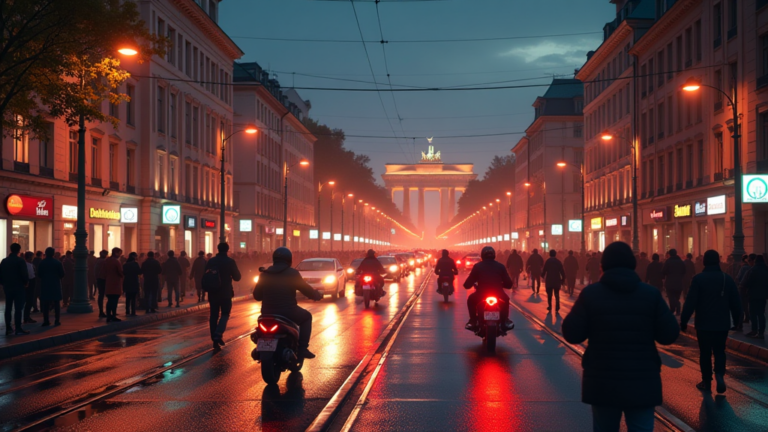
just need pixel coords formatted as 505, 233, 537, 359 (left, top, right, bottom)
473, 295, 507, 353
250, 314, 304, 385
437, 276, 454, 302
355, 274, 382, 308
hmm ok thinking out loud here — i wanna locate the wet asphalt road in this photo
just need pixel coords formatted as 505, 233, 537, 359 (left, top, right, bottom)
0, 269, 428, 432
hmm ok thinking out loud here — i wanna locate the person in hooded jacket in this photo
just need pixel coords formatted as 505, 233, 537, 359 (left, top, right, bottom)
205, 243, 241, 349
355, 249, 386, 298
123, 252, 142, 316
563, 250, 579, 297
645, 253, 664, 292
541, 250, 566, 312
162, 250, 183, 307
506, 249, 524, 290
525, 249, 544, 293
189, 251, 207, 302
636, 252, 650, 282
434, 249, 458, 294
740, 254, 768, 339
253, 247, 322, 358
681, 250, 741, 394
662, 249, 687, 315
37, 247, 64, 326
562, 241, 679, 432
141, 252, 162, 313
463, 246, 514, 331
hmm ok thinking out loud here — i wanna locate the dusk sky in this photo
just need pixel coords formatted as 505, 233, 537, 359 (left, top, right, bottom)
219, 0, 616, 227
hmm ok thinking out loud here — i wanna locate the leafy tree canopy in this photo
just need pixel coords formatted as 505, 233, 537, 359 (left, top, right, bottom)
451, 154, 515, 225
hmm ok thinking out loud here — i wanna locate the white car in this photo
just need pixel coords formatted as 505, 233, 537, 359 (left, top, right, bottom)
296, 258, 346, 300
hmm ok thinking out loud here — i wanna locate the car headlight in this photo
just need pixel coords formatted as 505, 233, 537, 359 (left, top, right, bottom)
389, 265, 398, 272
253, 275, 259, 284
417, 259, 422, 263
323, 275, 336, 284
347, 268, 354, 274
409, 260, 415, 265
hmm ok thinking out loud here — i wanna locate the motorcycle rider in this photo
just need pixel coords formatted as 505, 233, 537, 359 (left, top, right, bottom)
253, 247, 323, 359
355, 249, 386, 298
464, 246, 515, 331
434, 249, 458, 293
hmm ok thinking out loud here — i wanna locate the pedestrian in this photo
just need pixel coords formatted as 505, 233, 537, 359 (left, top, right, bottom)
683, 253, 696, 300
662, 249, 687, 316
190, 251, 207, 302
506, 249, 523, 291
541, 249, 565, 312
525, 248, 544, 294
87, 250, 97, 300
141, 251, 162, 313
123, 252, 142, 316
37, 247, 64, 326
681, 250, 741, 394
1, 243, 31, 335
32, 251, 42, 313
735, 253, 755, 328
204, 243, 242, 349
564, 250, 579, 297
563, 241, 679, 432
23, 251, 37, 324
636, 252, 650, 282
695, 255, 704, 274
103, 248, 124, 322
94, 250, 108, 317
740, 254, 768, 339
162, 250, 182, 307
645, 253, 664, 292
586, 252, 601, 285
62, 251, 75, 307
179, 251, 190, 299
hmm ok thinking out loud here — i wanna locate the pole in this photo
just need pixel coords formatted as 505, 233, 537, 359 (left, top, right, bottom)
508, 196, 512, 248
581, 163, 586, 256
282, 162, 289, 247
68, 110, 93, 313
341, 196, 345, 252
317, 186, 321, 252
219, 139, 226, 244
330, 191, 334, 252
352, 202, 356, 251
731, 77, 745, 273
543, 182, 548, 251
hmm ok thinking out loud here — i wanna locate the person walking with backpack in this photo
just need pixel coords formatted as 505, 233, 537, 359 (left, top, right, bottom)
681, 250, 742, 393
203, 243, 241, 350
123, 252, 142, 316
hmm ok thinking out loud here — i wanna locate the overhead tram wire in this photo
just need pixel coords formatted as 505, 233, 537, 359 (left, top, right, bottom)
230, 31, 602, 44
349, 0, 414, 163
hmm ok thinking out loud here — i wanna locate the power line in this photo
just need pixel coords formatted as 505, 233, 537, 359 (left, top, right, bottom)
230, 31, 602, 44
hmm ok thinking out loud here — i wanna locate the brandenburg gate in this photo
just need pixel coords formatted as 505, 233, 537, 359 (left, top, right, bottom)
382, 146, 476, 232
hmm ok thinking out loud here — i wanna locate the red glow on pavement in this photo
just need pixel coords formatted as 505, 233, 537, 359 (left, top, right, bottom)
466, 358, 521, 432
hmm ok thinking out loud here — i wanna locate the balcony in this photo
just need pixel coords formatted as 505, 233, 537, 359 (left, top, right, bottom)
69, 172, 78, 182
758, 74, 768, 91
109, 181, 119, 190
714, 171, 723, 181
714, 36, 722, 49
13, 162, 29, 173
657, 187, 665, 196
641, 192, 648, 199
91, 177, 102, 187
126, 185, 136, 194
185, 196, 191, 204
158, 190, 166, 199
39, 167, 53, 178
666, 185, 673, 194
685, 180, 693, 189
170, 192, 177, 201
714, 100, 723, 111
727, 27, 737, 40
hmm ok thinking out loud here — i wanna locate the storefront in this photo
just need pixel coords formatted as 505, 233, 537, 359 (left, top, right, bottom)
184, 215, 197, 253
588, 217, 604, 252
57, 203, 139, 253
2, 194, 53, 253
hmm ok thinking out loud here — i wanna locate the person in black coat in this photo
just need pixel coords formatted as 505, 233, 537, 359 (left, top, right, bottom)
205, 243, 242, 350
463, 246, 514, 330
563, 250, 579, 297
506, 249, 524, 290
123, 252, 142, 316
140, 252, 162, 313
254, 246, 321, 358
562, 241, 679, 432
525, 249, 544, 293
683, 253, 696, 300
541, 250, 566, 312
681, 250, 742, 394
189, 251, 207, 302
0, 243, 30, 335
355, 249, 386, 297
739, 254, 767, 339
37, 247, 65, 326
162, 251, 183, 307
434, 249, 458, 294
662, 249, 687, 316
645, 253, 664, 292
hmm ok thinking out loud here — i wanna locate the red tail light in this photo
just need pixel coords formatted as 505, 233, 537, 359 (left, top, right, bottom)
270, 324, 278, 332
466, 261, 471, 266
485, 297, 498, 306
259, 323, 268, 332
259, 323, 279, 332
363, 275, 372, 283
456, 260, 461, 264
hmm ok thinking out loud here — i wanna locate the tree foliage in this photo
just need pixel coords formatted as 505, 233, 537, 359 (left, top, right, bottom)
304, 118, 415, 231
0, 0, 164, 139
452, 154, 516, 224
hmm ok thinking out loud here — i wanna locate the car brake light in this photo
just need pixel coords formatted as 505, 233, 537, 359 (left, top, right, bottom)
363, 275, 372, 282
466, 261, 471, 266
485, 297, 498, 306
456, 260, 461, 264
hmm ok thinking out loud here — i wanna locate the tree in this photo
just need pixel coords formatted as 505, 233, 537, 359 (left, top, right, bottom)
0, 0, 163, 139
452, 154, 516, 224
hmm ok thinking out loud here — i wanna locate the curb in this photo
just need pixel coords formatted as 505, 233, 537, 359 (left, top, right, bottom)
0, 294, 251, 361
681, 326, 768, 363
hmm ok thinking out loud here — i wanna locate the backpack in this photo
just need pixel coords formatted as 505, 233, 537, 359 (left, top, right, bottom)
202, 264, 222, 293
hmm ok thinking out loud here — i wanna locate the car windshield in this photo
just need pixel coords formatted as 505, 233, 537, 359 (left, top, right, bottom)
350, 259, 363, 268
378, 257, 397, 265
467, 257, 481, 263
297, 261, 335, 271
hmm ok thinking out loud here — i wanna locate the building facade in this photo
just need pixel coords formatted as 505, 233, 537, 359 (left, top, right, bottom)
0, 0, 243, 255
511, 79, 585, 252
232, 62, 316, 253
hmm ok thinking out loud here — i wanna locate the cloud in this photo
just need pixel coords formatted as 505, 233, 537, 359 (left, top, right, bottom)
500, 38, 601, 67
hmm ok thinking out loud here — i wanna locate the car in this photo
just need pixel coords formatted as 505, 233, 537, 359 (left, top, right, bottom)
378, 255, 402, 282
346, 258, 364, 278
396, 253, 416, 273
252, 262, 274, 284
461, 255, 481, 272
296, 258, 346, 300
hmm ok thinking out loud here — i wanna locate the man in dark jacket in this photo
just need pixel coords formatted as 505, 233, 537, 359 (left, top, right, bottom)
563, 250, 579, 297
636, 252, 650, 282
205, 243, 242, 350
506, 249, 524, 290
645, 253, 664, 292
542, 250, 566, 311
464, 246, 514, 331
62, 251, 75, 307
740, 254, 768, 339
1, 243, 31, 335
254, 247, 321, 358
87, 250, 97, 300
662, 249, 687, 315
563, 241, 679, 432
434, 249, 458, 294
123, 252, 142, 316
38, 247, 64, 326
525, 249, 544, 294
355, 249, 386, 298
681, 250, 742, 394
189, 251, 207, 302
93, 250, 108, 317
162, 250, 183, 307
586, 252, 601, 285
178, 251, 190, 300
140, 252, 162, 313
683, 253, 696, 300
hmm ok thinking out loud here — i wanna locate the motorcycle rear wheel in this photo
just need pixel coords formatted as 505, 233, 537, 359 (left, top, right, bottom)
485, 325, 497, 353
443, 293, 450, 302
260, 351, 282, 385
363, 290, 370, 308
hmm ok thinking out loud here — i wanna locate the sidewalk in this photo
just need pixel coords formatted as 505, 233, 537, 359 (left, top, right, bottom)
0, 282, 255, 360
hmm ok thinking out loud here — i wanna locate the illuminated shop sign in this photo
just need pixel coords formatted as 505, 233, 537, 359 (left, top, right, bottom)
590, 217, 603, 230
620, 215, 630, 226
120, 208, 138, 223
5, 194, 53, 219
162, 205, 181, 224
294, 230, 301, 237
694, 202, 707, 216
743, 175, 768, 203
605, 218, 618, 227
201, 218, 217, 229
707, 195, 726, 215
674, 204, 692, 218
512, 232, 519, 239
275, 228, 284, 235
568, 220, 582, 232
62, 205, 78, 220
309, 230, 318, 239
650, 207, 668, 221
239, 219, 252, 232
551, 224, 563, 235
184, 216, 197, 229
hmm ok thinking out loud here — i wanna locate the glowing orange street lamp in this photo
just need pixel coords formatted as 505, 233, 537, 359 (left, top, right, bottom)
601, 130, 614, 141
681, 77, 701, 92
556, 161, 567, 168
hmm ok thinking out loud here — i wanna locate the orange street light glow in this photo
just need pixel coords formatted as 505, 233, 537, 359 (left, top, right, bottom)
682, 77, 701, 92
328, 181, 335, 185
601, 130, 613, 141
506, 191, 512, 196
299, 160, 310, 166
557, 162, 567, 167
524, 182, 531, 187
118, 48, 138, 56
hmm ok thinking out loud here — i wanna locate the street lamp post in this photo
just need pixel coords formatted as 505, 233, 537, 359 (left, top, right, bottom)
506, 192, 512, 248
557, 161, 586, 256
496, 198, 501, 249
220, 125, 258, 244
329, 182, 336, 252
282, 159, 309, 247
682, 77, 744, 273
601, 129, 639, 255
524, 180, 547, 250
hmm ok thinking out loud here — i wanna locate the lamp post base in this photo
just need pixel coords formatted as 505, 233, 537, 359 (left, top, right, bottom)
67, 300, 94, 314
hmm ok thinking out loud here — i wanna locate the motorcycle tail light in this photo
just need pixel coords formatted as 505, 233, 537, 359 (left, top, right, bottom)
259, 323, 268, 332
485, 297, 498, 306
259, 322, 278, 333
269, 324, 278, 332
363, 275, 372, 283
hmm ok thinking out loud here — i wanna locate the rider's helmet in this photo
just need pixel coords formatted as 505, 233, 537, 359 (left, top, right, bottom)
481, 246, 496, 261
366, 249, 376, 258
273, 247, 293, 267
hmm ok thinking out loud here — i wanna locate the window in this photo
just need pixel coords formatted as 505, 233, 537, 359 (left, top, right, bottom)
649, 158, 655, 193
667, 43, 674, 80
648, 59, 654, 93
658, 102, 665, 138
127, 148, 135, 187
676, 148, 683, 185
685, 27, 693, 67
641, 112, 647, 146
157, 153, 165, 192
697, 140, 704, 179
170, 93, 177, 138
714, 132, 724, 174
686, 144, 693, 183
185, 42, 192, 77
207, 0, 218, 22
13, 116, 28, 163
657, 50, 665, 87
658, 155, 665, 190
714, 3, 723, 44
170, 157, 177, 194
91, 138, 101, 179
573, 123, 582, 138
668, 152, 674, 188
649, 108, 655, 143
167, 27, 176, 65
109, 100, 118, 119
761, 36, 768, 83
694, 20, 702, 62
729, 62, 738, 98
677, 91, 683, 130
69, 131, 78, 174
177, 34, 183, 72
192, 106, 199, 147
185, 101, 191, 144
109, 143, 118, 182
728, 0, 738, 35
641, 64, 647, 96
39, 123, 53, 169
676, 35, 683, 72
760, 112, 768, 160
192, 47, 198, 80
157, 17, 165, 38
157, 86, 166, 133
126, 84, 135, 126
714, 69, 724, 108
